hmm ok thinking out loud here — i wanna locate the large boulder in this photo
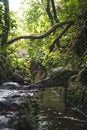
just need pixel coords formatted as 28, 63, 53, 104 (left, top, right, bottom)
29, 69, 78, 89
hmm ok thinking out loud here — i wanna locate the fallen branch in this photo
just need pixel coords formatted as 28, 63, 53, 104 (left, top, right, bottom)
6, 20, 73, 45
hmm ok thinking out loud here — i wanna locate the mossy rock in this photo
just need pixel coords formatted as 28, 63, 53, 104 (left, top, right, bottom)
35, 69, 78, 88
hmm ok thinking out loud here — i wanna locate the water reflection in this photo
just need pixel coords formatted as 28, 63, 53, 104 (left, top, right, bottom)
30, 88, 87, 130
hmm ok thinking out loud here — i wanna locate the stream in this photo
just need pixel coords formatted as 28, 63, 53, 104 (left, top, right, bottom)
0, 82, 87, 130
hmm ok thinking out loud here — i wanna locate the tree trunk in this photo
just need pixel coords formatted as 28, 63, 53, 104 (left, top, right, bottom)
1, 0, 10, 47
51, 0, 59, 23
46, 0, 54, 25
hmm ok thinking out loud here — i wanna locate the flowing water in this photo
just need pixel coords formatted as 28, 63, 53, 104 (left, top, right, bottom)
0, 82, 87, 130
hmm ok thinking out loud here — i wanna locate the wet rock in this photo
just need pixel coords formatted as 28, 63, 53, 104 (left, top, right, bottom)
0, 112, 19, 130
12, 73, 32, 85
1, 82, 21, 90
0, 101, 20, 111
23, 77, 32, 85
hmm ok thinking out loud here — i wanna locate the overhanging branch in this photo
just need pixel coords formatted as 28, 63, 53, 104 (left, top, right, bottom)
6, 20, 74, 48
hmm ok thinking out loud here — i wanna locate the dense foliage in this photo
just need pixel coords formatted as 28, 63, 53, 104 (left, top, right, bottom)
0, 0, 87, 83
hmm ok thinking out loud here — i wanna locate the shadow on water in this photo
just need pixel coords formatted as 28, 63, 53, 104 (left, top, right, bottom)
36, 89, 87, 130
0, 83, 87, 130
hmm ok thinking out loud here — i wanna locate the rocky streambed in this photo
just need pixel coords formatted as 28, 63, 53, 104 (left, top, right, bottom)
0, 68, 87, 130
0, 82, 37, 130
